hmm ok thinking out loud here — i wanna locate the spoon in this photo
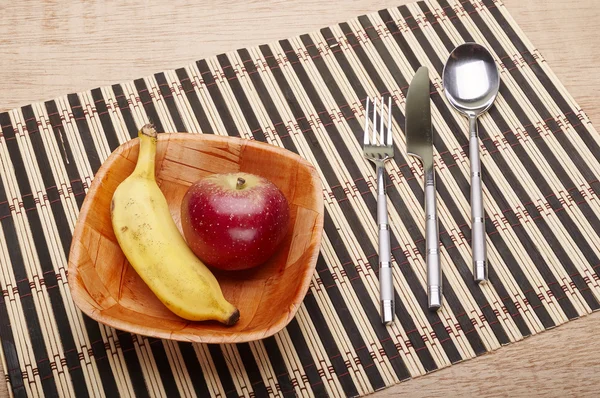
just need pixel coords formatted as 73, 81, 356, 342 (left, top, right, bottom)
442, 42, 500, 283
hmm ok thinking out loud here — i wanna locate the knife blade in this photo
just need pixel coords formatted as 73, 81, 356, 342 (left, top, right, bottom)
406, 67, 433, 171
405, 66, 442, 310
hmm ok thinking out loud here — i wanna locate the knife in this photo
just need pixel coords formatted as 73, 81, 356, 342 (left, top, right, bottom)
405, 66, 442, 310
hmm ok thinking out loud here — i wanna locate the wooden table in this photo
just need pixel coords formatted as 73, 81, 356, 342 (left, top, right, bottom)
1, 1, 598, 396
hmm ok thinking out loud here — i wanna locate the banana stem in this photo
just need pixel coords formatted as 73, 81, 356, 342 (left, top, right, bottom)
133, 124, 158, 180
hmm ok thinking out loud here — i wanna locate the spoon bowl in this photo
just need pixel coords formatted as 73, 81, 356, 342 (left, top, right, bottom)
442, 42, 500, 283
443, 42, 500, 116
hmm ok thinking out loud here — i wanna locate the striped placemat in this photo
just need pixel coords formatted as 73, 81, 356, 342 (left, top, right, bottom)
1, 0, 599, 396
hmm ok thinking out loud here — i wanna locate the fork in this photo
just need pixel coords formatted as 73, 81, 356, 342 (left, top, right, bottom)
363, 96, 395, 325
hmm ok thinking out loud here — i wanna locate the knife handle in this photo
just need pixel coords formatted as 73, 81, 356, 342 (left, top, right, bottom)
469, 115, 487, 282
377, 164, 394, 325
424, 168, 442, 310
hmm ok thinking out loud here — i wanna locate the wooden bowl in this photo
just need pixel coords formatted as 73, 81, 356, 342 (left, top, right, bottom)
67, 133, 324, 343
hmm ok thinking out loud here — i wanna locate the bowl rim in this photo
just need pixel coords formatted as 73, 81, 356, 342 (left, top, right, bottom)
67, 132, 324, 344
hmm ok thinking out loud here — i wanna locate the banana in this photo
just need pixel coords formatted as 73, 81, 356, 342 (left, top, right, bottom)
110, 124, 240, 326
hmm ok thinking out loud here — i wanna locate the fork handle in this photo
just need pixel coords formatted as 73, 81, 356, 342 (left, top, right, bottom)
469, 115, 487, 282
425, 168, 442, 310
377, 164, 394, 325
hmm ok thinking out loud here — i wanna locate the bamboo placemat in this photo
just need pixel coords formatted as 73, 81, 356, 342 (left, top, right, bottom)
1, 0, 600, 396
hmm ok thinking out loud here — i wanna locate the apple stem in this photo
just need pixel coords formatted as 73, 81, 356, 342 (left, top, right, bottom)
236, 177, 246, 189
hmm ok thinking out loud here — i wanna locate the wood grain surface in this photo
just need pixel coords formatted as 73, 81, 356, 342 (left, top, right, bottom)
1, 0, 599, 397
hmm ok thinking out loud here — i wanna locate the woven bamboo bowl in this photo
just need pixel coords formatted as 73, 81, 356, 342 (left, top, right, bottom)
67, 133, 324, 343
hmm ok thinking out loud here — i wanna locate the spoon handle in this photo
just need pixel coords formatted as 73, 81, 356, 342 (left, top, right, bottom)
469, 115, 487, 282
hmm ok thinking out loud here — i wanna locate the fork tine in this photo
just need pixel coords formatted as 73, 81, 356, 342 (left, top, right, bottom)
380, 96, 385, 144
372, 96, 377, 144
387, 96, 392, 146
363, 97, 370, 145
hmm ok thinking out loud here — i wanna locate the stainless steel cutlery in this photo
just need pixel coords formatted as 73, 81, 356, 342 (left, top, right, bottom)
366, 43, 498, 317
443, 42, 500, 283
406, 66, 442, 310
363, 96, 395, 325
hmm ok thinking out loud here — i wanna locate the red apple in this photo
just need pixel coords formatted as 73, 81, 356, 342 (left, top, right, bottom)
181, 172, 290, 271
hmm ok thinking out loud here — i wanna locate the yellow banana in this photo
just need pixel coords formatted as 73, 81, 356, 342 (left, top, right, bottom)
110, 124, 240, 325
